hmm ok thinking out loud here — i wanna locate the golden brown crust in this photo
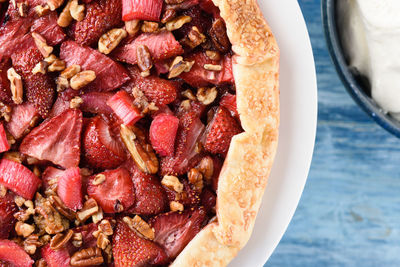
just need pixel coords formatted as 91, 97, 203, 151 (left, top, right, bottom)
171, 0, 280, 265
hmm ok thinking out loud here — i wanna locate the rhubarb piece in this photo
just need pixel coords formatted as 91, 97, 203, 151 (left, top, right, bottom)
31, 12, 66, 46
19, 109, 83, 169
83, 116, 126, 169
112, 30, 183, 64
80, 92, 114, 115
113, 219, 168, 267
0, 193, 17, 239
0, 159, 41, 199
11, 46, 55, 118
0, 240, 34, 267
150, 114, 179, 156
204, 106, 242, 154
57, 167, 83, 211
69, 0, 122, 46
150, 207, 206, 259
122, 0, 163, 21
87, 167, 135, 213
0, 123, 10, 153
60, 41, 130, 92
41, 244, 71, 267
107, 91, 143, 126
6, 103, 38, 140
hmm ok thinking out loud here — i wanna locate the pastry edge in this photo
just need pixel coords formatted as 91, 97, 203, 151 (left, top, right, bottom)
170, 0, 280, 265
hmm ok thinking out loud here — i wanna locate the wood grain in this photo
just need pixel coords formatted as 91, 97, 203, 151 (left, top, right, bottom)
266, 0, 400, 266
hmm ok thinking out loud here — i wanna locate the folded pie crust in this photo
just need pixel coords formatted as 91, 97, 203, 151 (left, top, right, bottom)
171, 0, 280, 265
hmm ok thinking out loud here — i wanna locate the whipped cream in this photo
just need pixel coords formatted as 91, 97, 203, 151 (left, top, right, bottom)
338, 0, 400, 118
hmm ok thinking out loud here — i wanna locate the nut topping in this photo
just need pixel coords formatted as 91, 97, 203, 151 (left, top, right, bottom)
188, 168, 204, 192
70, 247, 104, 266
69, 0, 85, 21
168, 56, 194, 79
125, 20, 141, 36
57, 0, 73, 27
44, 54, 57, 65
209, 18, 231, 53
170, 201, 184, 212
141, 21, 159, 33
161, 9, 176, 24
32, 32, 53, 58
47, 0, 64, 11
70, 96, 83, 109
50, 229, 73, 250
98, 220, 113, 236
136, 45, 153, 72
7, 67, 23, 105
49, 195, 76, 220
76, 198, 98, 222
32, 61, 48, 75
166, 15, 191, 31
48, 59, 66, 72
98, 28, 127, 55
70, 70, 96, 90
72, 232, 83, 247
203, 64, 222, 71
120, 125, 159, 174
197, 156, 214, 182
0, 185, 6, 197
123, 216, 154, 240
183, 26, 206, 49
161, 175, 183, 193
61, 64, 81, 79
196, 87, 217, 105
56, 76, 69, 92
96, 232, 110, 250
91, 208, 103, 224
181, 89, 196, 100
205, 50, 221, 61
35, 5, 50, 17
15, 221, 35, 237
24, 234, 42, 255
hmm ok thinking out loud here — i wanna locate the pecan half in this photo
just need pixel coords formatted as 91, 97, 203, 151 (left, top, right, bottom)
125, 20, 141, 36
141, 21, 158, 33
196, 156, 214, 182
49, 195, 76, 220
196, 87, 217, 105
188, 168, 203, 192
182, 26, 206, 49
57, 0, 73, 27
161, 175, 183, 193
61, 64, 81, 79
136, 45, 153, 72
209, 18, 231, 53
50, 229, 74, 250
70, 247, 104, 266
120, 125, 159, 174
7, 67, 23, 105
70, 0, 85, 21
24, 234, 42, 255
70, 70, 96, 90
98, 28, 127, 55
123, 216, 154, 240
98, 219, 113, 236
168, 56, 194, 79
165, 15, 191, 31
32, 32, 53, 58
96, 232, 110, 250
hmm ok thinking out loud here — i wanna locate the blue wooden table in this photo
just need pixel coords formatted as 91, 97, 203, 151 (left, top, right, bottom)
265, 1, 400, 266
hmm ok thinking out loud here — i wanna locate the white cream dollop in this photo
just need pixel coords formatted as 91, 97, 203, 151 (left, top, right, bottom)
338, 0, 400, 117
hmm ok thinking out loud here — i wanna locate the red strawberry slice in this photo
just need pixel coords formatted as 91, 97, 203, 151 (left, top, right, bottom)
107, 91, 143, 126
57, 167, 83, 211
41, 244, 71, 267
31, 12, 66, 46
112, 30, 183, 64
160, 111, 205, 176
220, 93, 239, 119
122, 0, 163, 21
80, 92, 114, 115
127, 66, 178, 107
200, 187, 216, 213
11, 46, 55, 118
113, 219, 168, 267
20, 109, 83, 169
0, 123, 9, 153
60, 41, 130, 92
68, 0, 122, 46
0, 159, 41, 199
0, 59, 11, 104
150, 207, 207, 259
0, 193, 17, 239
127, 162, 167, 216
204, 106, 242, 154
87, 167, 135, 213
83, 115, 126, 169
42, 166, 65, 194
48, 89, 80, 119
6, 102, 38, 140
0, 240, 34, 267
179, 51, 234, 87
150, 113, 179, 156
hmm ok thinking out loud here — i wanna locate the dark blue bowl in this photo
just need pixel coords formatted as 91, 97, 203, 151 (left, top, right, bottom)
322, 0, 400, 137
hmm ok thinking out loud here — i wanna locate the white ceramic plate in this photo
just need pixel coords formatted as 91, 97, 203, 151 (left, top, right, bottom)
229, 1, 317, 266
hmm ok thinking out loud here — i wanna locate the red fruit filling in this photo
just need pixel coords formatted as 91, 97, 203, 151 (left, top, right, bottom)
122, 0, 163, 21
150, 113, 179, 156
0, 240, 34, 267
107, 90, 143, 126
0, 123, 10, 153
57, 167, 83, 211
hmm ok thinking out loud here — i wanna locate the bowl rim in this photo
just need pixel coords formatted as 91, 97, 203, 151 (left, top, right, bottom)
321, 0, 400, 138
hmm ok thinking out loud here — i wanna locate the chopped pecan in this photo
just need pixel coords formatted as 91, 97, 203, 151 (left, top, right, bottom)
170, 201, 184, 212
0, 102, 11, 122
70, 247, 104, 266
166, 15, 191, 31
161, 175, 183, 193
15, 221, 35, 237
161, 9, 176, 24
91, 208, 103, 224
182, 26, 206, 49
209, 18, 231, 53
32, 61, 48, 75
125, 20, 141, 36
98, 28, 127, 55
17, 2, 28, 17
50, 229, 74, 250
47, 0, 64, 11
70, 96, 83, 109
70, 0, 85, 21
76, 198, 98, 222
136, 45, 153, 72
49, 195, 76, 220
0, 185, 6, 197
57, 0, 73, 27
181, 89, 196, 100
15, 196, 26, 207
188, 168, 203, 192
98, 219, 113, 236
141, 21, 159, 33
72, 232, 83, 247
44, 54, 57, 65
36, 258, 47, 267
32, 32, 53, 58
197, 156, 214, 182
203, 64, 222, 71
197, 87, 217, 105
168, 56, 194, 79
120, 125, 159, 174
24, 234, 42, 255
35, 193, 69, 234
35, 5, 50, 17
122, 216, 154, 240
205, 50, 221, 61
70, 70, 96, 90
61, 64, 81, 79
7, 67, 23, 105
56, 76, 69, 92
48, 59, 66, 72
96, 232, 109, 250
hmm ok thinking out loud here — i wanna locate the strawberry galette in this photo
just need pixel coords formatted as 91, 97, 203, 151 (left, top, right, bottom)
0, 0, 279, 265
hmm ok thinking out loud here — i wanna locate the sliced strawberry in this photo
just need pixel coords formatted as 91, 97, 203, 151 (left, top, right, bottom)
41, 244, 71, 267
151, 207, 207, 259
20, 109, 83, 169
83, 116, 126, 169
112, 30, 183, 64
122, 0, 163, 21
200, 187, 216, 213
150, 113, 179, 157
0, 59, 11, 104
57, 167, 83, 211
11, 46, 55, 118
204, 107, 242, 154
42, 166, 65, 193
60, 41, 130, 92
0, 240, 34, 267
87, 167, 135, 213
220, 93, 239, 119
179, 51, 234, 87
107, 91, 143, 126
127, 162, 167, 216
160, 111, 205, 176
31, 12, 66, 46
68, 0, 122, 46
127, 66, 178, 106
0, 193, 17, 239
80, 92, 114, 115
48, 89, 80, 119
113, 219, 168, 267
0, 159, 41, 199
0, 123, 9, 153
6, 102, 38, 140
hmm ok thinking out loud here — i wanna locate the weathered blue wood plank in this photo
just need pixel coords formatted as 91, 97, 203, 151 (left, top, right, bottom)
266, 0, 400, 266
